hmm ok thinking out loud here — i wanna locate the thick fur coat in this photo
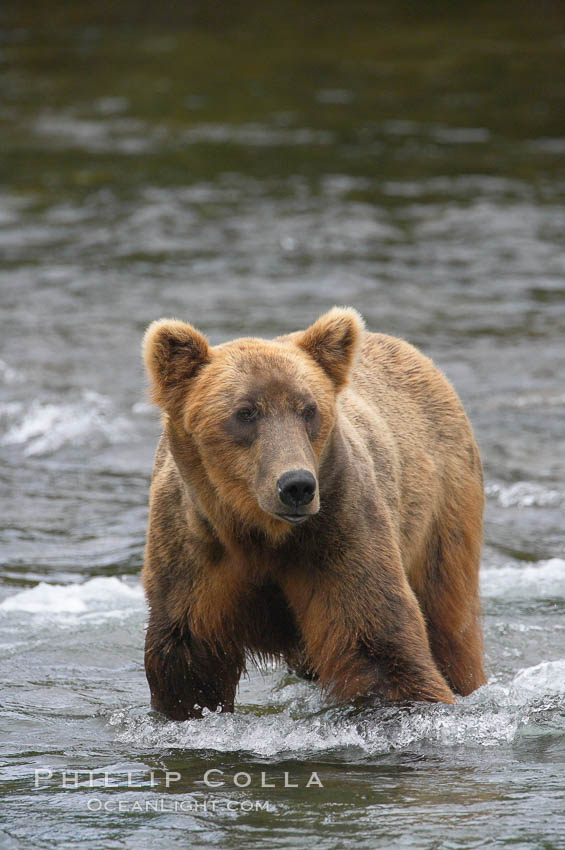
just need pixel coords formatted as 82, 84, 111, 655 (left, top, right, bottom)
141, 308, 486, 719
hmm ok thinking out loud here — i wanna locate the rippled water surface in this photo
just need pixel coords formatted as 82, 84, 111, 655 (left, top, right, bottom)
1, 3, 565, 848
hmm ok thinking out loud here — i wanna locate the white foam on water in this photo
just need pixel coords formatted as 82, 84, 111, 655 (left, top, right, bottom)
0, 359, 19, 384
0, 576, 144, 620
481, 558, 565, 599
430, 125, 490, 144
509, 659, 565, 702
131, 400, 154, 415
0, 391, 131, 456
2, 570, 561, 755
508, 390, 565, 408
0, 401, 24, 424
529, 137, 565, 155
180, 123, 334, 147
110, 704, 366, 756
3, 570, 560, 756
486, 481, 563, 508
33, 113, 152, 154
110, 655, 565, 757
315, 88, 354, 104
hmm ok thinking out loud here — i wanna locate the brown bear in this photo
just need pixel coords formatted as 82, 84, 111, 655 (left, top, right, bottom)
141, 307, 486, 720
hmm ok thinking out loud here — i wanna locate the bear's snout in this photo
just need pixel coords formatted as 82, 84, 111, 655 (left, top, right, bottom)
277, 469, 317, 509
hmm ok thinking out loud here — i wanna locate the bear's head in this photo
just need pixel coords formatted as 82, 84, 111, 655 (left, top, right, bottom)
143, 307, 364, 542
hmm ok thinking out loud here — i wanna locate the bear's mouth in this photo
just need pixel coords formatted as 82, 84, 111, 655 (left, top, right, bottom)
277, 513, 310, 524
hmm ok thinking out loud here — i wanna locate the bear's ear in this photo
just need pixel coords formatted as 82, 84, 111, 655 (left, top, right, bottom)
296, 307, 365, 390
142, 319, 210, 412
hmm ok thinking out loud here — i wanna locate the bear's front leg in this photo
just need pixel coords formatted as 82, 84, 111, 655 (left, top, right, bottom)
144, 614, 244, 720
280, 543, 455, 706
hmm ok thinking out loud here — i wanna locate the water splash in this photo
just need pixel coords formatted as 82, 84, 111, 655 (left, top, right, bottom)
486, 481, 563, 508
0, 391, 132, 456
0, 576, 144, 619
481, 558, 565, 599
108, 656, 565, 758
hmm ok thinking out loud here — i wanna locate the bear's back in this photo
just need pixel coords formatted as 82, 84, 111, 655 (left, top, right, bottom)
350, 331, 471, 446
341, 331, 482, 574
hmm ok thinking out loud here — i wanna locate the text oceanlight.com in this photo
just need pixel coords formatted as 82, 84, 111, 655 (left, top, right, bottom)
87, 798, 275, 813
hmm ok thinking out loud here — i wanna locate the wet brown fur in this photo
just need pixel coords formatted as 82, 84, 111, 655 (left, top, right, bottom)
141, 307, 486, 719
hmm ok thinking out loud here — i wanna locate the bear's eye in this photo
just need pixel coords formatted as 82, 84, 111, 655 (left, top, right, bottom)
303, 403, 317, 422
236, 406, 259, 423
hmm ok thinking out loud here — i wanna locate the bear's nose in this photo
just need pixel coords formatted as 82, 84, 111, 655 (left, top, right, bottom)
277, 469, 316, 508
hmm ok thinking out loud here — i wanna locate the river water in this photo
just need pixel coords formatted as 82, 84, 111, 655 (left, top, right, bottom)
1, 3, 565, 848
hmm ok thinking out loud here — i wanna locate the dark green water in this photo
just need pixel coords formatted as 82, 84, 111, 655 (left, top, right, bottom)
1, 3, 565, 848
